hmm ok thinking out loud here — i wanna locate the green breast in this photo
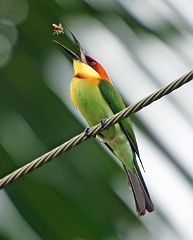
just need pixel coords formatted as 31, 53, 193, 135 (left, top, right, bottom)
71, 77, 114, 127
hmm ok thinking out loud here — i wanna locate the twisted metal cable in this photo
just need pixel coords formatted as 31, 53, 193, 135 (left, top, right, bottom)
0, 70, 193, 189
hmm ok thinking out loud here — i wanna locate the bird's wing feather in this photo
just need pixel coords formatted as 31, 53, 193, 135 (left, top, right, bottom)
99, 80, 140, 157
99, 80, 154, 214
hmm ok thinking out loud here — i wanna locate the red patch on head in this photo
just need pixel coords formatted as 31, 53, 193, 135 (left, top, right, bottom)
85, 55, 111, 82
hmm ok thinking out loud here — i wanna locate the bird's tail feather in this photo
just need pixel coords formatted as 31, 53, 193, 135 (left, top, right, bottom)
123, 165, 154, 216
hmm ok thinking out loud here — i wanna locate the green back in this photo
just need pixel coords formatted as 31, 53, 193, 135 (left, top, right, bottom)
99, 80, 140, 158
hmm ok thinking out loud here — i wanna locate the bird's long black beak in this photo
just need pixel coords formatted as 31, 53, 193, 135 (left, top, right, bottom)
69, 30, 87, 64
54, 30, 87, 64
53, 40, 81, 61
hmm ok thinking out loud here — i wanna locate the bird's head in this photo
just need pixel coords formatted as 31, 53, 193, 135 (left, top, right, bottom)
54, 30, 111, 82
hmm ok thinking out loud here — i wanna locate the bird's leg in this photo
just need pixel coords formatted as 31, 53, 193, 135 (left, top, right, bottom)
101, 119, 109, 130
84, 127, 91, 137
84, 127, 96, 138
85, 118, 109, 138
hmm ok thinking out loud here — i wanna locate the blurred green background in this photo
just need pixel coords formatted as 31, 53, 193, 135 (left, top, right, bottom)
0, 0, 193, 239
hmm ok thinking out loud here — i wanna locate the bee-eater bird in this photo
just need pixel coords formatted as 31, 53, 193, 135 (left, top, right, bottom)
54, 31, 154, 216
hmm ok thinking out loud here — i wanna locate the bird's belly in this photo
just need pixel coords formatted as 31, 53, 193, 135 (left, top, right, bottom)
71, 78, 114, 126
71, 78, 134, 169
98, 128, 134, 169
71, 78, 119, 140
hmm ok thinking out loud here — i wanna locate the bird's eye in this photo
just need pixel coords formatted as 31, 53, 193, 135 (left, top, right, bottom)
90, 61, 96, 66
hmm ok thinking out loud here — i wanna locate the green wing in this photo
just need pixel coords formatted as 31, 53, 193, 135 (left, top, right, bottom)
99, 80, 140, 158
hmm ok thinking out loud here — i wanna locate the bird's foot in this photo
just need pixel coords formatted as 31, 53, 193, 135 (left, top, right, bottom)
84, 127, 96, 138
84, 127, 91, 137
101, 119, 109, 130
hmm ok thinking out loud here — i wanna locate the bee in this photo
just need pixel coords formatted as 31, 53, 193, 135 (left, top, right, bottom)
52, 23, 64, 35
